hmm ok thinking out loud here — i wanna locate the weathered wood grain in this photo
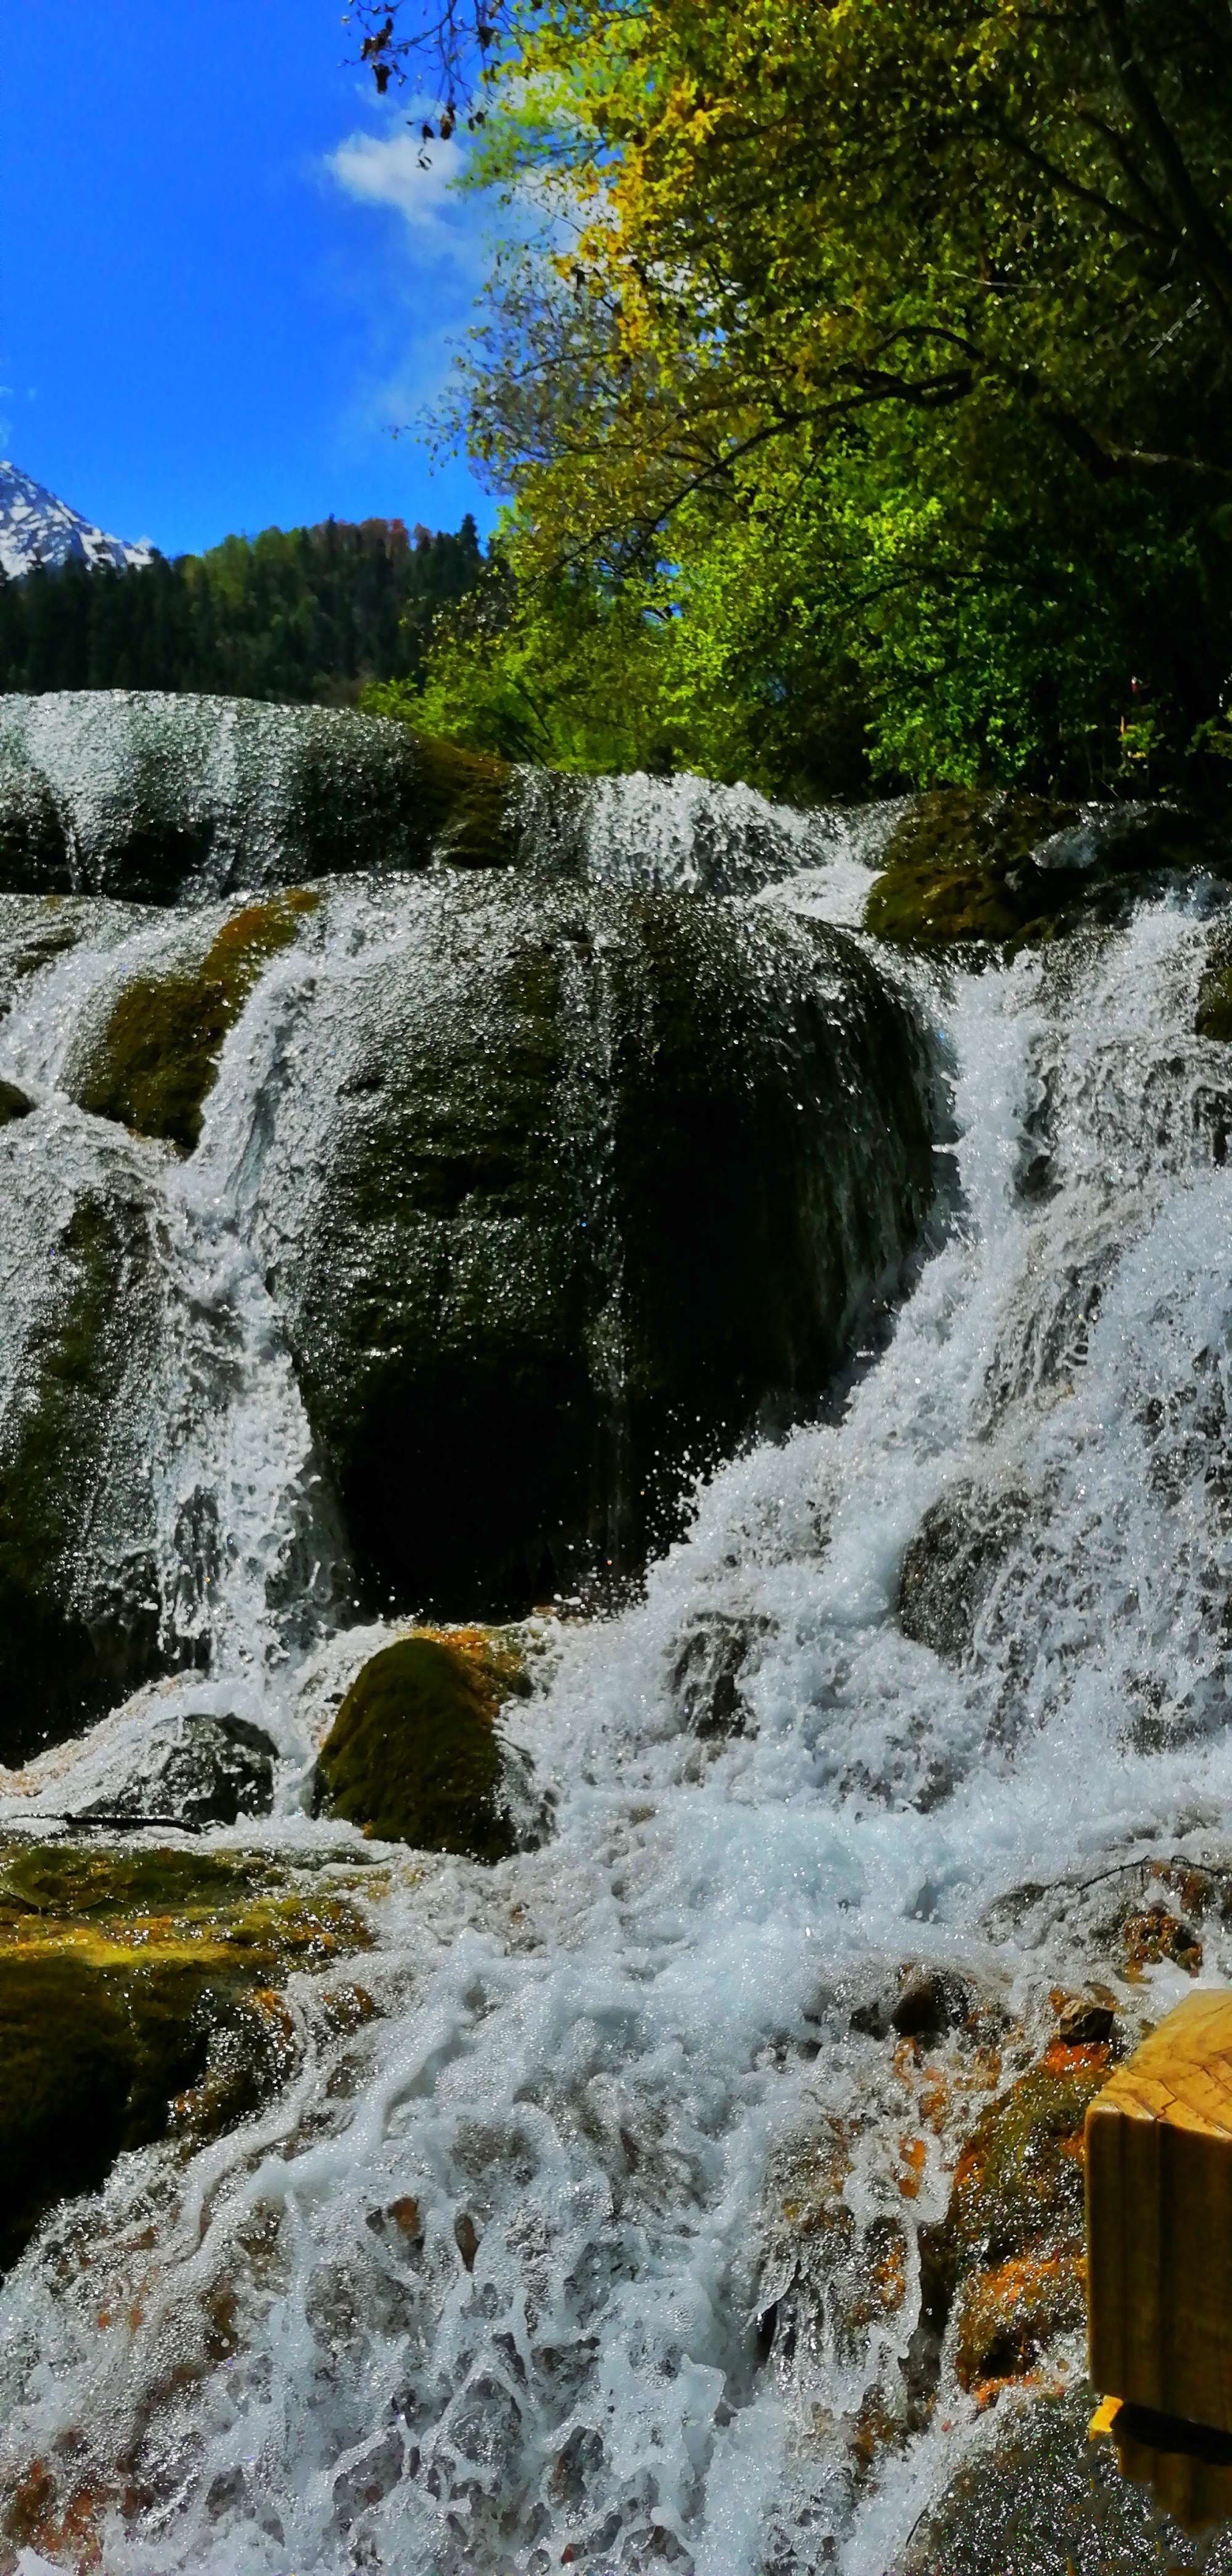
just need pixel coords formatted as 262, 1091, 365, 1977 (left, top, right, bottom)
1087, 1990, 1232, 2435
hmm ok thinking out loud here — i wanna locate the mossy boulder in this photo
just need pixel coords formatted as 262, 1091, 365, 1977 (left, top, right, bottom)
0, 1840, 372, 2272
313, 1627, 538, 1857
75, 888, 319, 1149
915, 2042, 1110, 2404
865, 791, 1077, 950
0, 1122, 185, 1761
923, 2046, 1108, 2302
260, 874, 935, 1613
866, 787, 1228, 952
0, 691, 522, 902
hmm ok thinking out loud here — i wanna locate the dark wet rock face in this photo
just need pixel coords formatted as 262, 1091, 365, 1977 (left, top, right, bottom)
897, 1480, 1028, 1663
0, 1077, 32, 1124
272, 876, 936, 1616
69, 1712, 279, 1830
897, 2383, 1232, 2573
0, 1842, 372, 2274
314, 1628, 546, 1858
1196, 921, 1232, 1042
845, 1959, 1002, 2045
668, 1612, 770, 1739
0, 692, 522, 901
0, 1128, 183, 1762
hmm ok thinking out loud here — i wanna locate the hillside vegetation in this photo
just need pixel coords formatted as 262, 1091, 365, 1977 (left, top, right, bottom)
0, 512, 482, 709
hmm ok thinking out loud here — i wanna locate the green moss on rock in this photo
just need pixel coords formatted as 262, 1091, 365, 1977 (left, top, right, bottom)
865, 859, 1026, 948
406, 732, 521, 868
923, 2050, 1108, 2302
314, 1628, 533, 1857
77, 888, 319, 1150
898, 2383, 1210, 2574
867, 786, 1232, 953
0, 1840, 372, 2272
866, 791, 1077, 950
884, 790, 1078, 882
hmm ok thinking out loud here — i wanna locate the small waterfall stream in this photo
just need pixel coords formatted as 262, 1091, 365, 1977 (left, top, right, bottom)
1, 745, 1231, 2571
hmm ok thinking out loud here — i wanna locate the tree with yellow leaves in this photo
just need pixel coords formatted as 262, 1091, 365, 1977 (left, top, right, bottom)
356, 0, 1232, 791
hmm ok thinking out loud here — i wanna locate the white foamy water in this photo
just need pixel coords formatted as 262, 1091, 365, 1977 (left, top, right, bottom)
2, 829, 1232, 2570
515, 765, 905, 915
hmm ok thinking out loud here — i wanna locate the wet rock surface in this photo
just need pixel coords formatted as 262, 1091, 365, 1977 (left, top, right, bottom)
897, 2383, 1232, 2572
668, 1610, 770, 1739
0, 1121, 184, 1761
314, 1627, 545, 1858
982, 1849, 1232, 1977
0, 691, 522, 900
0, 1840, 372, 2273
917, 2039, 1108, 2396
268, 874, 936, 1614
67, 1709, 278, 1829
0, 1078, 32, 1124
897, 1480, 1030, 1663
73, 887, 320, 1148
849, 1961, 1004, 2048
1196, 919, 1232, 1042
866, 785, 1230, 951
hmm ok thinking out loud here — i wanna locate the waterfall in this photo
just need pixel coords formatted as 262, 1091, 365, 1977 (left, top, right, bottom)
1, 718, 1230, 2572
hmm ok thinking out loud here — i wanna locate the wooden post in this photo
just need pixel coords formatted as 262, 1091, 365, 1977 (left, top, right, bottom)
1084, 1990, 1232, 2525
1087, 1989, 1232, 2437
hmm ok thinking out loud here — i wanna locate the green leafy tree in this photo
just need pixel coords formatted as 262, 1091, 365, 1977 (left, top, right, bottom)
350, 0, 1232, 792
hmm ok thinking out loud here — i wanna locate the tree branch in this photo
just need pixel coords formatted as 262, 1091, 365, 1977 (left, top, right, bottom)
1094, 0, 1232, 339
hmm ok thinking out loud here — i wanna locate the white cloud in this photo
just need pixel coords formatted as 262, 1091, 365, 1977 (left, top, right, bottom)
320, 120, 495, 449
328, 128, 470, 242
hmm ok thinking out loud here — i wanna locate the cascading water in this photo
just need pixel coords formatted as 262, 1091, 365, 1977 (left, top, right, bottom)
2, 739, 1232, 2574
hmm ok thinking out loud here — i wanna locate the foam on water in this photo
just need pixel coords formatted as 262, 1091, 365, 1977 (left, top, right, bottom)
2, 837, 1232, 2569
516, 765, 904, 909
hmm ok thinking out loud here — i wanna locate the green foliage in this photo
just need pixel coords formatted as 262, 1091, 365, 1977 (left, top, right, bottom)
366, 541, 679, 771
384, 0, 1232, 795
0, 515, 484, 708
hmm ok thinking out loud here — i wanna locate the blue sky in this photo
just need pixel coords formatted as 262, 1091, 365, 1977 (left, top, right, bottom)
0, 2, 497, 556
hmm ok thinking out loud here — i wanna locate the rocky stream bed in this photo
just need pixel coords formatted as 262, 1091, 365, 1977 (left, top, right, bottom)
1, 692, 1232, 2571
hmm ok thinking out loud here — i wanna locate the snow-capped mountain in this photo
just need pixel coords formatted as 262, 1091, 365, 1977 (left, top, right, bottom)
0, 460, 155, 579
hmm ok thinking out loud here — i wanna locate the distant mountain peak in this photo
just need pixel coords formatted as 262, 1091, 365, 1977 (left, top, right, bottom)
0, 461, 155, 581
